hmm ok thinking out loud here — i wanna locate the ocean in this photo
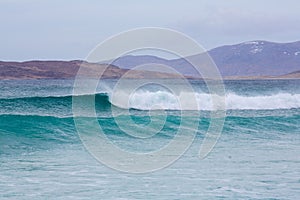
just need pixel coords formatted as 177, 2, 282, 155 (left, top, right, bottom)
0, 79, 299, 199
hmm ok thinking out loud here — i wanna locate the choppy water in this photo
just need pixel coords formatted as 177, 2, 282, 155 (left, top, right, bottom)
0, 79, 299, 199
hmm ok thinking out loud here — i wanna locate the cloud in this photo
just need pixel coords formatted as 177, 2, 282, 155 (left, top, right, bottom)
1, 0, 300, 60
173, 5, 300, 48
179, 7, 300, 35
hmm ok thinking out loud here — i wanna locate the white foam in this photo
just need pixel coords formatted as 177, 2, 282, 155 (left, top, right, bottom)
110, 91, 300, 111
224, 92, 300, 110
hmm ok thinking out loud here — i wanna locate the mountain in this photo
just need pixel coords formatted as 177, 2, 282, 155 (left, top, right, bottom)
108, 41, 300, 77
0, 60, 186, 80
1, 40, 300, 80
278, 70, 300, 79
209, 40, 300, 76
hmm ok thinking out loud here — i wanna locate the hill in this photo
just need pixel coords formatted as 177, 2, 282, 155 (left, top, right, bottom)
0, 60, 186, 80
109, 41, 300, 77
1, 40, 300, 80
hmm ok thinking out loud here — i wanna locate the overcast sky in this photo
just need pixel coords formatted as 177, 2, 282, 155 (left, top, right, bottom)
1, 0, 300, 61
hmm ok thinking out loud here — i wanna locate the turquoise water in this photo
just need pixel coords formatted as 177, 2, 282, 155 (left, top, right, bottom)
0, 79, 299, 199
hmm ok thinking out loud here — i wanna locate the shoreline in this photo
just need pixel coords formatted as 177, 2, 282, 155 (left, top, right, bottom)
1, 60, 299, 80
1, 76, 300, 81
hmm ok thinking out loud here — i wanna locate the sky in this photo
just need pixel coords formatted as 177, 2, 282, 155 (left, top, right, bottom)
1, 0, 300, 61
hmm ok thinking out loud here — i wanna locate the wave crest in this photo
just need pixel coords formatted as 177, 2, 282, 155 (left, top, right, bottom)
112, 91, 300, 110
1, 91, 299, 111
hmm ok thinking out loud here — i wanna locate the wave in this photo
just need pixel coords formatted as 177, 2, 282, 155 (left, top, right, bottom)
224, 92, 300, 110
112, 91, 300, 110
1, 113, 299, 142
0, 91, 300, 111
0, 92, 109, 100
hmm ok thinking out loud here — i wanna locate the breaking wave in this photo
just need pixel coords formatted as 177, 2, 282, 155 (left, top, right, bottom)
1, 91, 299, 112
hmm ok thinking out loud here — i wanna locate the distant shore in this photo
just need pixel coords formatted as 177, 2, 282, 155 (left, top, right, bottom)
0, 60, 299, 80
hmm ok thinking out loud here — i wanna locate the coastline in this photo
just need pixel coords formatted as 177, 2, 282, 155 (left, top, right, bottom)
0, 60, 299, 80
